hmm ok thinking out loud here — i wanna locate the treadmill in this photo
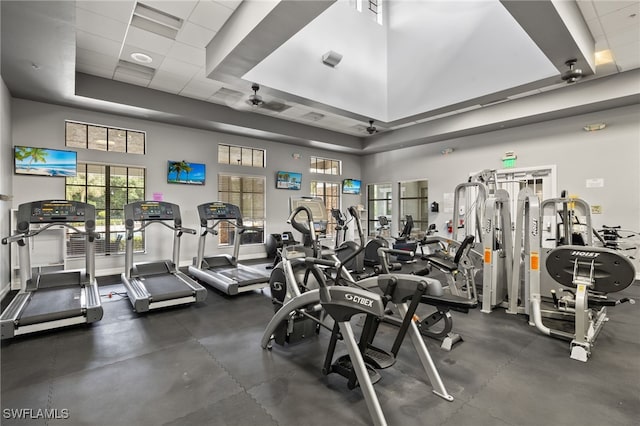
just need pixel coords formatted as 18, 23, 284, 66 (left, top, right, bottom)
1, 200, 103, 339
121, 201, 207, 312
188, 202, 269, 295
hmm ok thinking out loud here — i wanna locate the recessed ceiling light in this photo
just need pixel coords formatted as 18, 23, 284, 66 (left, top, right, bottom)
583, 123, 606, 132
594, 49, 614, 66
131, 52, 153, 64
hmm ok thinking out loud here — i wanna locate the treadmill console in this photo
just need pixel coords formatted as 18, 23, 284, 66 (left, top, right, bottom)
128, 201, 177, 221
198, 202, 242, 221
23, 200, 92, 223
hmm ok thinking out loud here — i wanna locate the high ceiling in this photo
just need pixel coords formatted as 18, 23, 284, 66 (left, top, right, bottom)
1, 0, 639, 154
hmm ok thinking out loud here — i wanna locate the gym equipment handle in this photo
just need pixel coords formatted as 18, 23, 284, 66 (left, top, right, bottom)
305, 257, 341, 269
378, 247, 415, 258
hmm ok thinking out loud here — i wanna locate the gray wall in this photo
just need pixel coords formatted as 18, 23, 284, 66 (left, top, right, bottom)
1, 77, 12, 293
9, 98, 362, 275
362, 104, 640, 239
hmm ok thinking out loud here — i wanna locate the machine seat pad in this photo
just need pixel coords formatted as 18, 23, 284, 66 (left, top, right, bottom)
421, 293, 477, 312
423, 255, 458, 273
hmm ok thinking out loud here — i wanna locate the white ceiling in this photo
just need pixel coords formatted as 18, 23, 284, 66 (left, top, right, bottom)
2, 0, 639, 153
73, 0, 639, 136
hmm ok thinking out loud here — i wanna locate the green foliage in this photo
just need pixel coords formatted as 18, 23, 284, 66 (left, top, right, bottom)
15, 147, 49, 170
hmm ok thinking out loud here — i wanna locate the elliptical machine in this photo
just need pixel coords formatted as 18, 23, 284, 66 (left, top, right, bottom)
332, 207, 365, 274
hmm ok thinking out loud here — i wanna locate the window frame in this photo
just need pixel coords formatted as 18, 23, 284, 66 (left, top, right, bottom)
367, 182, 392, 237
398, 179, 429, 236
217, 143, 266, 168
310, 180, 341, 236
310, 156, 342, 176
65, 120, 146, 154
217, 173, 266, 246
65, 162, 146, 257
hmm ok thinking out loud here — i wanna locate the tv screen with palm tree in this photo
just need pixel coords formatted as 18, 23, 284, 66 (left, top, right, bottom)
276, 171, 302, 190
14, 146, 77, 177
342, 179, 361, 194
167, 160, 206, 185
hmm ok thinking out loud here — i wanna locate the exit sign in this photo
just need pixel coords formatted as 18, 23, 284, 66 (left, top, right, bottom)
502, 157, 516, 168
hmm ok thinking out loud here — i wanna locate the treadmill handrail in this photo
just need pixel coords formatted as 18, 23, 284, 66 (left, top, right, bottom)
202, 218, 248, 234
3, 223, 100, 245
127, 220, 196, 238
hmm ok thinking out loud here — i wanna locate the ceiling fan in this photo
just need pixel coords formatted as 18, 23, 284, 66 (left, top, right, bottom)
561, 59, 583, 84
366, 120, 378, 134
247, 83, 264, 107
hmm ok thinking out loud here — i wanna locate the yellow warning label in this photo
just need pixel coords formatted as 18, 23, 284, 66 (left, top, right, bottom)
484, 248, 491, 264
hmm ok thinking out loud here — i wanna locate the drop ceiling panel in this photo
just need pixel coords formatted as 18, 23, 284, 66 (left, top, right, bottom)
149, 70, 192, 93
76, 7, 128, 41
125, 26, 174, 56
157, 57, 200, 79
76, 31, 122, 58
142, 0, 198, 20
592, 1, 637, 16
613, 42, 640, 70
76, 47, 119, 71
214, 1, 243, 12
165, 41, 204, 66
599, 3, 640, 32
175, 22, 217, 47
76, 0, 135, 24
188, 1, 235, 31
607, 25, 640, 48
76, 63, 115, 80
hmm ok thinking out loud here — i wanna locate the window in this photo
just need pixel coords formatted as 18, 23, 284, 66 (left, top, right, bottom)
310, 156, 341, 175
351, 0, 383, 25
399, 180, 429, 236
367, 183, 392, 237
218, 144, 265, 168
311, 181, 341, 234
218, 174, 265, 245
65, 121, 145, 154
65, 164, 145, 256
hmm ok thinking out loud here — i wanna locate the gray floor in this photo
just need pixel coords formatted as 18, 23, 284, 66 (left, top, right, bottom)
2, 269, 639, 426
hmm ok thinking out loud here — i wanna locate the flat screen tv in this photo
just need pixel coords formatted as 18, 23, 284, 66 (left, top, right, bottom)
14, 146, 77, 177
276, 171, 302, 190
167, 160, 206, 185
342, 179, 361, 195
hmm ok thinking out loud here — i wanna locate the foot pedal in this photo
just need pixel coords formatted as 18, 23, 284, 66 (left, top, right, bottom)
364, 345, 396, 369
334, 355, 382, 386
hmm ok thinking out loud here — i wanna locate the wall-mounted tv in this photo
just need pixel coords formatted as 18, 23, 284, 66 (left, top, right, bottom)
276, 171, 302, 190
167, 160, 206, 185
14, 146, 77, 177
342, 179, 361, 195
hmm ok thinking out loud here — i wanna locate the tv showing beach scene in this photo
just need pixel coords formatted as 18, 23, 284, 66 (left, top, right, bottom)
167, 160, 206, 185
14, 146, 77, 177
276, 171, 301, 190
342, 179, 361, 195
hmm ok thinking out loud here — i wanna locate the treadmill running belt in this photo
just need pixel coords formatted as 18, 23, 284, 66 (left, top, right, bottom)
19, 287, 83, 326
139, 274, 194, 301
214, 267, 269, 286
